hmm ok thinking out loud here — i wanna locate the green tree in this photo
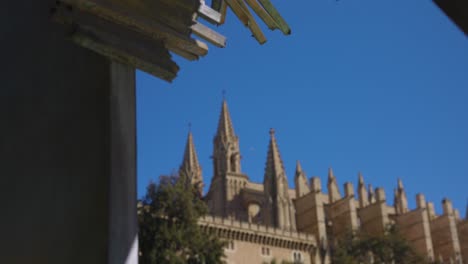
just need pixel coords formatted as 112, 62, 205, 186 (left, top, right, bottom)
138, 174, 226, 264
332, 225, 428, 264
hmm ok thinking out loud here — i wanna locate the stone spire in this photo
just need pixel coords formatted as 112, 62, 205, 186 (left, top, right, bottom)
212, 99, 241, 175
358, 172, 369, 208
179, 131, 203, 195
327, 167, 341, 203
216, 99, 236, 141
294, 160, 310, 198
395, 178, 409, 214
265, 128, 285, 179
263, 128, 296, 230
368, 184, 376, 204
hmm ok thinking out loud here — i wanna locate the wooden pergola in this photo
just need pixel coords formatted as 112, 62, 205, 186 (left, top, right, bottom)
52, 0, 291, 82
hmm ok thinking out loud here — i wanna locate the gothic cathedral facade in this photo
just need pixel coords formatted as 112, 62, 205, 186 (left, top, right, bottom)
178, 100, 468, 264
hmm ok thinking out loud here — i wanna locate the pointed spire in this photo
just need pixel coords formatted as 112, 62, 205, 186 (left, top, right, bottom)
263, 129, 296, 230
328, 167, 335, 180
327, 167, 341, 203
398, 178, 404, 190
395, 178, 408, 214
179, 131, 203, 195
368, 184, 376, 204
212, 99, 242, 176
215, 100, 236, 140
295, 160, 310, 198
295, 160, 303, 175
358, 172, 364, 186
358, 172, 368, 208
265, 128, 286, 182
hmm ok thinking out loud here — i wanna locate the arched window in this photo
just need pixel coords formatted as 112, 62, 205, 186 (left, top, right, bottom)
292, 251, 302, 263
226, 240, 235, 251
230, 154, 237, 172
261, 246, 271, 256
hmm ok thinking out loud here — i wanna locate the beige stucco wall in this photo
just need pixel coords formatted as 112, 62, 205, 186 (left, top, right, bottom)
224, 239, 311, 264
430, 215, 462, 262
396, 209, 434, 260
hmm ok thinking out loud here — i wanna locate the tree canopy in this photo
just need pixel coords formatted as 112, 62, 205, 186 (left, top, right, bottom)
331, 225, 429, 264
138, 174, 226, 264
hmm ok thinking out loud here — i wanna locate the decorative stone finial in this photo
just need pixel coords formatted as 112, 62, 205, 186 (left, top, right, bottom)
358, 172, 364, 185
269, 128, 275, 136
398, 178, 404, 190
357, 172, 368, 208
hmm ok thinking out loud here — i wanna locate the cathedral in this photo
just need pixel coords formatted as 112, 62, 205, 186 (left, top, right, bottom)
178, 100, 468, 264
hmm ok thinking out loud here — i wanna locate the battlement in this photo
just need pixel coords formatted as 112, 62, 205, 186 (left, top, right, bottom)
199, 215, 316, 252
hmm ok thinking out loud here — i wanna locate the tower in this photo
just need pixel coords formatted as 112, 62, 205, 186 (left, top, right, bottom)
206, 100, 248, 218
263, 128, 297, 230
179, 131, 203, 195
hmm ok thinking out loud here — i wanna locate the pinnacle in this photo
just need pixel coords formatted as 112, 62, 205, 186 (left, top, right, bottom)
397, 178, 404, 190
358, 172, 364, 186
181, 131, 200, 174
295, 160, 304, 177
269, 127, 275, 136
215, 100, 236, 140
328, 167, 335, 182
264, 128, 286, 182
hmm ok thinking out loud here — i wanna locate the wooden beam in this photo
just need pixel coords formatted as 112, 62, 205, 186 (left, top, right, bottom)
257, 0, 291, 35
170, 46, 199, 61
53, 4, 179, 81
59, 0, 209, 56
224, 0, 249, 26
229, 0, 267, 44
191, 21, 227, 47
211, 0, 228, 25
198, 4, 222, 25
73, 31, 177, 81
244, 0, 278, 30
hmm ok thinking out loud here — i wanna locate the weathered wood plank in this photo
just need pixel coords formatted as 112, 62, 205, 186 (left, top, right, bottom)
257, 0, 291, 35
198, 4, 222, 25
158, 0, 199, 13
59, 0, 209, 56
53, 4, 179, 81
224, 0, 249, 26
244, 0, 278, 30
170, 46, 199, 61
73, 31, 177, 81
229, 0, 267, 44
191, 21, 226, 47
211, 0, 228, 25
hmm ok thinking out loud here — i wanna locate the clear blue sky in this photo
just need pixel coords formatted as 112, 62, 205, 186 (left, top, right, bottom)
137, 0, 468, 217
